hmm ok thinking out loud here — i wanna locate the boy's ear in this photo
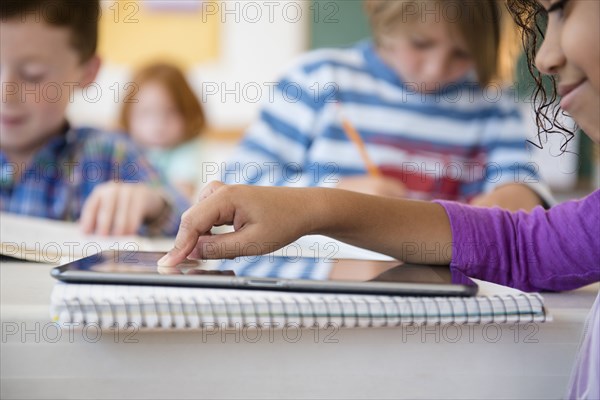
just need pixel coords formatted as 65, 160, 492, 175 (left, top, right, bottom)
79, 56, 102, 88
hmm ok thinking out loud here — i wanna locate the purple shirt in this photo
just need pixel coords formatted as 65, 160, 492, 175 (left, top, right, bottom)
437, 190, 600, 399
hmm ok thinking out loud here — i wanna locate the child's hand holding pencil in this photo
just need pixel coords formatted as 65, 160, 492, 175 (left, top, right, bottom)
336, 104, 407, 198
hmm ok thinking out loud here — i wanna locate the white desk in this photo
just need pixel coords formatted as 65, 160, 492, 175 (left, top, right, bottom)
1, 260, 598, 399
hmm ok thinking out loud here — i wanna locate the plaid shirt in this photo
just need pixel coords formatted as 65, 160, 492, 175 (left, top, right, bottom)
0, 125, 190, 236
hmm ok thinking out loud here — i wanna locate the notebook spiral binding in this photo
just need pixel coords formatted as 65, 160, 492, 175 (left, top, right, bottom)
56, 292, 547, 329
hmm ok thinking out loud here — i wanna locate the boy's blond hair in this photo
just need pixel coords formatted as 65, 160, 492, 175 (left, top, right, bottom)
364, 0, 520, 86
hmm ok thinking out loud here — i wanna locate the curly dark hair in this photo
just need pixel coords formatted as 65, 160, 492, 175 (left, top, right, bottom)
506, 0, 576, 152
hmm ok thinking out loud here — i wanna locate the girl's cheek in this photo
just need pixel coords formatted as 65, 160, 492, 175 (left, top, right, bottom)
565, 18, 600, 92
130, 116, 155, 141
128, 114, 142, 137
170, 118, 186, 142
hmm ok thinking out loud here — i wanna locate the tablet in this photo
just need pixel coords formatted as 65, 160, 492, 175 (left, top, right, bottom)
50, 251, 477, 296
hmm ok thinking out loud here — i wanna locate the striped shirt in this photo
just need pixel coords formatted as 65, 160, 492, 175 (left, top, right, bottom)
215, 256, 334, 281
226, 40, 553, 204
0, 125, 190, 236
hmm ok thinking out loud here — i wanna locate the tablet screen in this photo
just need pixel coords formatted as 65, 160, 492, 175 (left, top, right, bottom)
56, 250, 474, 288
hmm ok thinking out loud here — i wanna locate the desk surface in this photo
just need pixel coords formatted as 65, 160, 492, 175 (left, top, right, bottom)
2, 261, 598, 400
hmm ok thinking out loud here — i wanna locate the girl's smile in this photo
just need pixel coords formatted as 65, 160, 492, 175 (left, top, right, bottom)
558, 78, 588, 111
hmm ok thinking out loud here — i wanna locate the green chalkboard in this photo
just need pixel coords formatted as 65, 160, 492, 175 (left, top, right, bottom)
310, 0, 371, 49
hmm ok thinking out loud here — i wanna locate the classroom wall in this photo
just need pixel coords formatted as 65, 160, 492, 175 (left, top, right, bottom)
65, 0, 590, 191
67, 0, 309, 131
188, 1, 309, 129
97, 0, 220, 69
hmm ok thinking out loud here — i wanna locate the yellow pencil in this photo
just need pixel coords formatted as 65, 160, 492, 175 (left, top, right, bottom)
338, 112, 382, 178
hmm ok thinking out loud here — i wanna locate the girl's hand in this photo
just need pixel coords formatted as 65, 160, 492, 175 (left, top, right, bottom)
158, 181, 453, 267
157, 182, 321, 266
80, 182, 167, 236
336, 175, 407, 198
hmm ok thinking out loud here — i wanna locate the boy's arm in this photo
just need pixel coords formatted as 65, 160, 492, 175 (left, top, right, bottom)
469, 183, 542, 211
471, 102, 555, 211
142, 186, 189, 236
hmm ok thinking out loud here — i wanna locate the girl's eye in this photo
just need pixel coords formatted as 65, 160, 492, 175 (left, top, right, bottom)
547, 0, 570, 16
453, 50, 471, 60
410, 38, 433, 50
164, 108, 182, 120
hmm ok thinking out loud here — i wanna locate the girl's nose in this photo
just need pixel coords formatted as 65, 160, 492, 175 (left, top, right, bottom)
535, 16, 566, 76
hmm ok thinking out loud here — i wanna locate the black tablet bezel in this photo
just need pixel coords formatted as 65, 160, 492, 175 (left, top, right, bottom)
50, 250, 478, 297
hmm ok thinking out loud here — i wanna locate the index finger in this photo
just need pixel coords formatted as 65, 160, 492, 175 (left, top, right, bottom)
197, 180, 225, 202
157, 194, 234, 267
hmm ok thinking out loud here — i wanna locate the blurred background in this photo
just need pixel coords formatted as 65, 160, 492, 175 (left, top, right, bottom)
67, 0, 598, 196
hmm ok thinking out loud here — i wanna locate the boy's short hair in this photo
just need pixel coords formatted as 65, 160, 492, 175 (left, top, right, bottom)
1, 0, 100, 62
364, 0, 519, 85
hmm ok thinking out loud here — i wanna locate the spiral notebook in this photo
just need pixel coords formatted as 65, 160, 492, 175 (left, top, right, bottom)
50, 280, 548, 329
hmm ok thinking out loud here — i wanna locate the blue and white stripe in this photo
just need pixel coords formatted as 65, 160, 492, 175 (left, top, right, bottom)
226, 40, 552, 204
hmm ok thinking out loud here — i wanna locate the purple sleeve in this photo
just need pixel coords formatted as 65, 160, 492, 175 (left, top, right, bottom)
434, 190, 600, 292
